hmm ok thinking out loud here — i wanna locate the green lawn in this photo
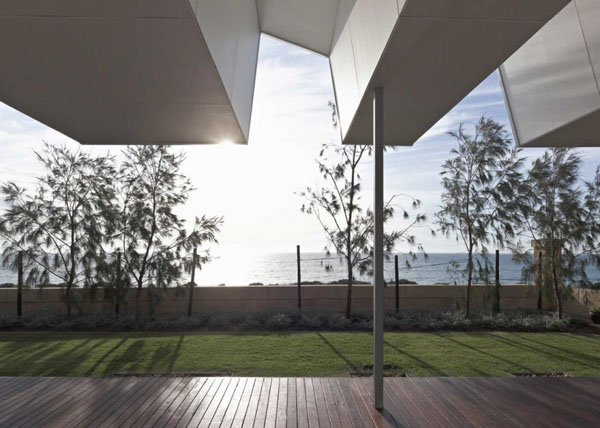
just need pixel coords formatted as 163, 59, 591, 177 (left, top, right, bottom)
0, 331, 598, 378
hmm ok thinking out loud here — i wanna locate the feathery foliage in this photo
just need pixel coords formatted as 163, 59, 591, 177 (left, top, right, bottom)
0, 143, 118, 319
118, 145, 222, 323
436, 117, 525, 318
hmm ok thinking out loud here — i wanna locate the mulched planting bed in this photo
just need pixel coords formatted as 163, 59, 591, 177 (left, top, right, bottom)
511, 372, 571, 378
107, 371, 232, 377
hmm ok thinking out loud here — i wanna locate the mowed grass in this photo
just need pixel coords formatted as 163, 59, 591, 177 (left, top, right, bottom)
0, 331, 598, 378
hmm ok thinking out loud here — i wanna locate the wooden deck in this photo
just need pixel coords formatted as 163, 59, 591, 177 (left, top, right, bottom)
0, 376, 598, 427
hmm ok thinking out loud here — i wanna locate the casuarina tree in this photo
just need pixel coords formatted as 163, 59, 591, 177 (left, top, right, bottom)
300, 135, 428, 318
0, 143, 118, 319
436, 117, 525, 318
512, 149, 600, 319
118, 145, 222, 324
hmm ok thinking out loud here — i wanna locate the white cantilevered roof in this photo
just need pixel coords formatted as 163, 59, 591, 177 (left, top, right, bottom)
500, 0, 600, 148
0, 0, 570, 146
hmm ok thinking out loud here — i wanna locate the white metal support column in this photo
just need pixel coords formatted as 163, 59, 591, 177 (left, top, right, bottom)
373, 86, 384, 410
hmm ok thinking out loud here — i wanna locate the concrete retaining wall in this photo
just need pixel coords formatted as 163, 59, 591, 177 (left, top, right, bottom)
0, 284, 551, 317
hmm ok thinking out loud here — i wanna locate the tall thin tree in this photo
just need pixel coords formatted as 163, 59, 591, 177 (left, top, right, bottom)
436, 117, 525, 318
118, 145, 222, 324
0, 144, 118, 319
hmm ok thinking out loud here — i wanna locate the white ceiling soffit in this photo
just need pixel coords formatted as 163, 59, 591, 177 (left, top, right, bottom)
0, 0, 259, 145
333, 0, 571, 146
0, 0, 571, 147
499, 0, 600, 148
256, 0, 341, 56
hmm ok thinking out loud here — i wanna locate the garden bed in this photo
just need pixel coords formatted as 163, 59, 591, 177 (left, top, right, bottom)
0, 309, 576, 333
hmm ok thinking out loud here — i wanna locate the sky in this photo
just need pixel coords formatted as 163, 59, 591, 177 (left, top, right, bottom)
2, 35, 600, 261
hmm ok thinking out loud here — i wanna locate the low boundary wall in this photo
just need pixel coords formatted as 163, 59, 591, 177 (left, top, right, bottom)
0, 284, 557, 317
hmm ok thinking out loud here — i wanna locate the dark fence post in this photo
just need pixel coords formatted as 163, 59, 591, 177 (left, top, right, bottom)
537, 251, 543, 311
297, 245, 302, 311
493, 249, 500, 314
17, 251, 23, 317
394, 255, 399, 313
187, 247, 197, 318
115, 251, 121, 315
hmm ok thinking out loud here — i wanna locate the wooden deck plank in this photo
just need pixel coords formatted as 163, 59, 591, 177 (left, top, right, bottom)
353, 378, 398, 428
403, 378, 461, 428
15, 377, 99, 428
140, 378, 192, 427
0, 377, 62, 417
228, 378, 256, 428
450, 377, 536, 427
295, 378, 308, 428
419, 378, 493, 427
0, 376, 597, 427
326, 378, 355, 428
0, 377, 81, 425
194, 377, 235, 428
334, 377, 368, 428
95, 377, 165, 428
275, 378, 288, 428
177, 377, 223, 428
67, 378, 132, 427
111, 377, 171, 427
117, 377, 178, 428
414, 378, 476, 428
210, 377, 245, 428
154, 377, 205, 428
490, 377, 593, 427
312, 378, 331, 428
85, 377, 148, 428
304, 378, 320, 428
318, 378, 343, 428
241, 377, 264, 428
286, 378, 298, 428
264, 377, 280, 428
252, 377, 272, 428
345, 377, 386, 428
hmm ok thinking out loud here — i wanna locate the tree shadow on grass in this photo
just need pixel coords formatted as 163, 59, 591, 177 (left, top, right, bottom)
435, 333, 532, 374
102, 339, 146, 376
316, 332, 359, 371
167, 335, 184, 372
85, 338, 128, 376
383, 339, 449, 376
488, 333, 600, 369
560, 333, 600, 346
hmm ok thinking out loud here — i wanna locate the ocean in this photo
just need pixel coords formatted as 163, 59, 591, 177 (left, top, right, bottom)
2, 252, 599, 287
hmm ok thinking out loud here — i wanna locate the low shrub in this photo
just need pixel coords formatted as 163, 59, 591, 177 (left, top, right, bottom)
265, 313, 293, 330
0, 309, 572, 332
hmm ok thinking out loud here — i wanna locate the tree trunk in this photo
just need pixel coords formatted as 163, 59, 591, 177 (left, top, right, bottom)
187, 248, 197, 318
17, 251, 23, 317
65, 284, 72, 320
345, 255, 353, 319
493, 250, 500, 315
551, 264, 563, 319
135, 284, 142, 326
465, 249, 473, 319
115, 302, 120, 315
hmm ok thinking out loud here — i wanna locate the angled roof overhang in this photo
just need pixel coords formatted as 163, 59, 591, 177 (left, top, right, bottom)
0, 0, 570, 146
499, 0, 600, 148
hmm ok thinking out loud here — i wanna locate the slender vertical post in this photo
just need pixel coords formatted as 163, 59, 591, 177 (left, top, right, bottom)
493, 249, 500, 314
373, 86, 384, 410
187, 247, 197, 318
537, 251, 543, 311
297, 245, 302, 311
17, 251, 23, 317
115, 251, 121, 315
394, 255, 399, 313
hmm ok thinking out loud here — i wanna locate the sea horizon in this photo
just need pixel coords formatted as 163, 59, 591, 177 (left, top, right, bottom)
3, 251, 599, 288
